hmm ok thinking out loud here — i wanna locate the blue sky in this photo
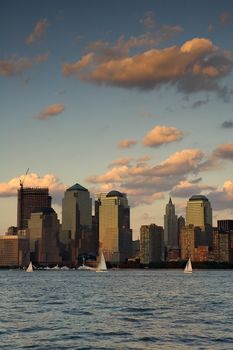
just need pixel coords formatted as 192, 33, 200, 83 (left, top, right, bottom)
1, 0, 233, 237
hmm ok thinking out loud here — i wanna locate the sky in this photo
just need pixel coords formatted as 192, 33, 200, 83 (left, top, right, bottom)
1, 0, 233, 238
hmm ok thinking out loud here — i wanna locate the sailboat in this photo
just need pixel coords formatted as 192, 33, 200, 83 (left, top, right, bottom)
96, 252, 107, 272
77, 257, 94, 271
26, 261, 33, 273
184, 258, 192, 274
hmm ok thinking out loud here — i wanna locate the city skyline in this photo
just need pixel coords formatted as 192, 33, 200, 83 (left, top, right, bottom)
1, 0, 233, 237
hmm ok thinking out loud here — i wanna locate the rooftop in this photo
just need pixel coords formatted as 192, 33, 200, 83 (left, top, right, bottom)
189, 195, 209, 202
67, 183, 88, 192
106, 190, 124, 198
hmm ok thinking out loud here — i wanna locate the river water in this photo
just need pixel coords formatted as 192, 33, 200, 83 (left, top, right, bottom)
0, 269, 232, 350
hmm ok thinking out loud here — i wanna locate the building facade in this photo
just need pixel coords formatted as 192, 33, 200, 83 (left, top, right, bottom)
186, 195, 212, 228
17, 187, 51, 229
140, 224, 164, 264
98, 191, 132, 264
0, 235, 29, 267
164, 198, 178, 250
28, 208, 61, 266
61, 183, 92, 266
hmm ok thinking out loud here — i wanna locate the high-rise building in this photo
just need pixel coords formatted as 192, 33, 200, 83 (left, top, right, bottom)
61, 183, 92, 266
0, 235, 29, 267
180, 224, 213, 261
186, 195, 212, 228
17, 187, 51, 229
98, 190, 132, 264
217, 220, 233, 233
177, 215, 185, 248
140, 224, 164, 264
28, 208, 61, 266
164, 198, 178, 249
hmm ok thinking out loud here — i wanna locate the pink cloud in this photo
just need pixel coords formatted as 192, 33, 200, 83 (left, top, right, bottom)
213, 143, 233, 159
142, 125, 184, 147
170, 180, 216, 198
87, 148, 210, 206
0, 173, 66, 203
36, 103, 65, 120
26, 19, 49, 45
62, 37, 232, 95
63, 53, 94, 76
118, 139, 137, 149
208, 181, 233, 210
150, 149, 204, 176
0, 54, 49, 77
109, 157, 134, 167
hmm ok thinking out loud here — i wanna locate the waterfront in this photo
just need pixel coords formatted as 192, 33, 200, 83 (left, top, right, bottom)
0, 269, 233, 350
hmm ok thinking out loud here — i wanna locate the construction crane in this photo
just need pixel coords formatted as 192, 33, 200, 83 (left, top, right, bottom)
19, 168, 29, 189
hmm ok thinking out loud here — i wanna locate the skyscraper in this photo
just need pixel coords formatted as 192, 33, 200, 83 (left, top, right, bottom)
140, 224, 164, 264
61, 183, 92, 266
17, 187, 51, 229
28, 208, 61, 265
164, 198, 178, 249
186, 195, 212, 228
98, 190, 132, 264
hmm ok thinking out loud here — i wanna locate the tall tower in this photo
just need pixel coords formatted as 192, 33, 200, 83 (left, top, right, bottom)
98, 190, 132, 264
28, 208, 61, 265
140, 224, 164, 264
164, 198, 178, 249
186, 195, 212, 228
61, 183, 92, 266
17, 187, 51, 230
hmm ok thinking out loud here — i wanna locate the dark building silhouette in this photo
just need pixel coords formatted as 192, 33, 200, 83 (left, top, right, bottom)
17, 187, 51, 230
217, 220, 233, 232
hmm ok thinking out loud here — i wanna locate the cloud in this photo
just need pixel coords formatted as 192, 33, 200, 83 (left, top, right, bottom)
118, 139, 137, 148
0, 54, 49, 77
208, 181, 233, 210
170, 180, 216, 198
36, 103, 65, 120
142, 125, 184, 147
63, 53, 94, 76
0, 173, 66, 204
109, 157, 134, 167
26, 19, 49, 45
87, 148, 210, 206
220, 120, 233, 128
63, 37, 233, 95
219, 12, 231, 25
191, 98, 209, 108
213, 143, 233, 159
149, 149, 204, 176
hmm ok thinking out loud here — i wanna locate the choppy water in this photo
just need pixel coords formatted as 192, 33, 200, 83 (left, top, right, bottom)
0, 269, 233, 350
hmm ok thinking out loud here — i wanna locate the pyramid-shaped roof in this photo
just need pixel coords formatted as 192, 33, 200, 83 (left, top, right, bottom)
67, 183, 88, 192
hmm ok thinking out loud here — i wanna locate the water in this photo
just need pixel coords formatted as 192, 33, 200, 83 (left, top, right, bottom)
0, 269, 233, 350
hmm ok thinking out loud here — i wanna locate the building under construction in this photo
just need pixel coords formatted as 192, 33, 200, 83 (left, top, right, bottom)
17, 187, 51, 229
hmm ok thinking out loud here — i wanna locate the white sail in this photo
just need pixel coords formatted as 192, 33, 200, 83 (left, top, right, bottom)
96, 252, 107, 272
184, 258, 192, 273
26, 261, 33, 273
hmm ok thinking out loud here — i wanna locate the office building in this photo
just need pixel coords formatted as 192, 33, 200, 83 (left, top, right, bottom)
17, 187, 51, 229
0, 235, 29, 267
217, 220, 233, 232
186, 195, 212, 228
180, 224, 213, 261
98, 190, 132, 264
61, 183, 92, 266
28, 208, 61, 266
164, 198, 178, 249
140, 224, 164, 264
